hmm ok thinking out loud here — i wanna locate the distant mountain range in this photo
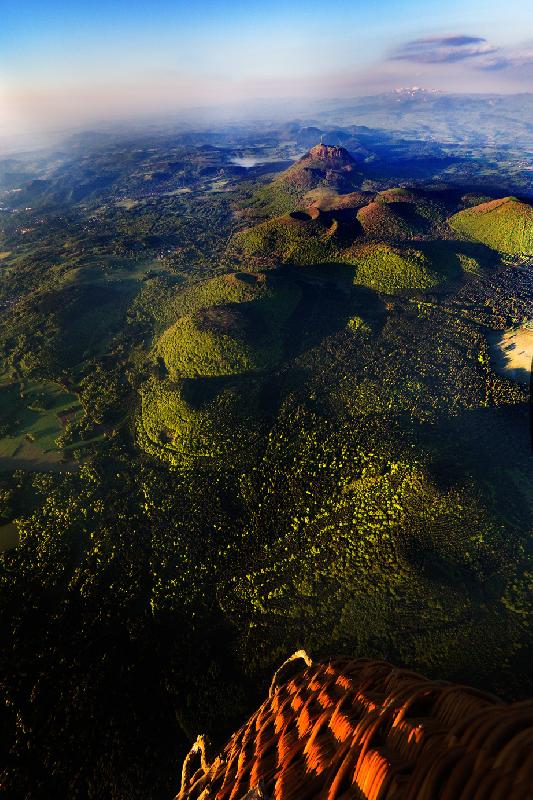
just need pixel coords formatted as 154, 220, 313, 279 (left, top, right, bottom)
2, 90, 532, 158
310, 91, 533, 147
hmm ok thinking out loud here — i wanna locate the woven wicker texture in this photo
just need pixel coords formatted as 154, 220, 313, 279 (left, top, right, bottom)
176, 656, 533, 800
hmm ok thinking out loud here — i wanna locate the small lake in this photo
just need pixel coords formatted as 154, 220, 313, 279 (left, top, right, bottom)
229, 156, 263, 168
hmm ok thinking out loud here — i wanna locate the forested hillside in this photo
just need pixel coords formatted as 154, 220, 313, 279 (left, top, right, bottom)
0, 126, 531, 799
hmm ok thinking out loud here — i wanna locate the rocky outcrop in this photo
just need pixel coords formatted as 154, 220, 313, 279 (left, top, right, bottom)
306, 143, 355, 164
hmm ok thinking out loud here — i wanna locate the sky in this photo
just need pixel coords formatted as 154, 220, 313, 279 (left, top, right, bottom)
1, 0, 532, 136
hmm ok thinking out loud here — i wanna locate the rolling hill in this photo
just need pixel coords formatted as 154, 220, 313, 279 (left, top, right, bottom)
346, 242, 441, 293
153, 273, 299, 379
276, 144, 360, 191
232, 182, 472, 291
255, 143, 363, 212
138, 272, 300, 465
449, 196, 533, 256
231, 207, 342, 266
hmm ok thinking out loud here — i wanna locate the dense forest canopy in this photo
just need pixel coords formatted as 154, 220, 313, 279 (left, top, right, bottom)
0, 107, 532, 799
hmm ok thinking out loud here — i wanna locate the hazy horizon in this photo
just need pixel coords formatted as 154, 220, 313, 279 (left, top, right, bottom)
2, 86, 532, 158
2, 0, 533, 139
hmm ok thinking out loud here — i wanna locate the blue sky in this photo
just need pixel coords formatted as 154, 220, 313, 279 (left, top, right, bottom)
1, 0, 532, 134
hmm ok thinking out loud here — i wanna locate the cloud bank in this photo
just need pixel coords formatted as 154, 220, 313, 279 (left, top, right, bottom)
391, 34, 533, 76
476, 43, 533, 71
392, 35, 498, 64
3, 28, 533, 139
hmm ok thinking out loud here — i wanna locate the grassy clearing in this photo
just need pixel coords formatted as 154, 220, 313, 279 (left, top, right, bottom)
0, 522, 19, 552
60, 254, 166, 287
115, 199, 139, 210
0, 379, 81, 465
209, 179, 229, 192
